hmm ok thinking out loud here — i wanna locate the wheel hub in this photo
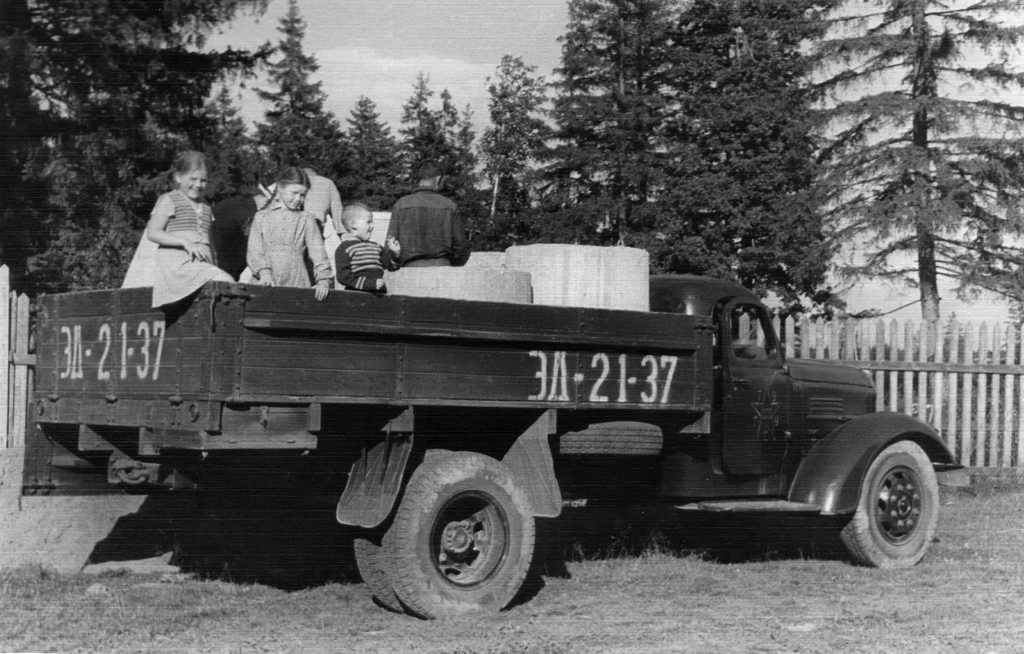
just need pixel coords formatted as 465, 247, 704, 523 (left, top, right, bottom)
874, 466, 921, 544
442, 520, 475, 555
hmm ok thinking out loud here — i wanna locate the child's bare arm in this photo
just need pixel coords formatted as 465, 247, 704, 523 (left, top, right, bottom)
146, 197, 212, 262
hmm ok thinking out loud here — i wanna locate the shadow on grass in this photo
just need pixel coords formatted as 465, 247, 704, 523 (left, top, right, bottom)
90, 494, 854, 603
88, 489, 363, 591
535, 502, 852, 567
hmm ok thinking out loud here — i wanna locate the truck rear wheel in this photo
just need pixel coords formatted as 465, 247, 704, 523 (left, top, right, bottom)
385, 452, 535, 619
353, 536, 402, 612
840, 441, 939, 568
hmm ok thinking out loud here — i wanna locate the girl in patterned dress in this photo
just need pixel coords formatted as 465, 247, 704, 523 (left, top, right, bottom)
246, 167, 333, 301
146, 151, 233, 308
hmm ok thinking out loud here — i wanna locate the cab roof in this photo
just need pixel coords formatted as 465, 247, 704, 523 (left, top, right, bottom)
649, 274, 764, 318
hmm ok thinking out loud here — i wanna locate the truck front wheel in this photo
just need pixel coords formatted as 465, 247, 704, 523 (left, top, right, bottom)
386, 452, 535, 619
840, 441, 939, 568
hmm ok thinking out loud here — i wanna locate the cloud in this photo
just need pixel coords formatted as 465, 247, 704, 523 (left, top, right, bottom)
315, 46, 497, 131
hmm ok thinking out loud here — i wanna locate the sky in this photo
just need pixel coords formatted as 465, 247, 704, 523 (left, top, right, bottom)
206, 0, 570, 132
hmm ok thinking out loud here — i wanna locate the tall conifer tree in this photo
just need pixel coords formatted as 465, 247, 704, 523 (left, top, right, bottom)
340, 96, 403, 208
545, 0, 680, 244
0, 0, 269, 292
648, 0, 834, 310
399, 74, 478, 204
255, 0, 347, 176
480, 55, 549, 219
816, 0, 1024, 322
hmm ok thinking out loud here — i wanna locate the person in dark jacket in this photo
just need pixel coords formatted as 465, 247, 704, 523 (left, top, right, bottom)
386, 161, 468, 267
210, 184, 272, 280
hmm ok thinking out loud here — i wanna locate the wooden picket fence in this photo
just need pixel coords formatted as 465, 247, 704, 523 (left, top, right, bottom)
0, 262, 1022, 466
0, 265, 33, 449
775, 315, 1024, 468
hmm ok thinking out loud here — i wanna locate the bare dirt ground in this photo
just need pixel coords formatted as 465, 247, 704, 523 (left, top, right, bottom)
1, 479, 1023, 654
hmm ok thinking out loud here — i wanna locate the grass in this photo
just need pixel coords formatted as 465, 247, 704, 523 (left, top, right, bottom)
1, 484, 1023, 653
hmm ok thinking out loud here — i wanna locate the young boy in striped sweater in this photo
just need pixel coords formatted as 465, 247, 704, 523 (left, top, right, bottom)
335, 203, 401, 293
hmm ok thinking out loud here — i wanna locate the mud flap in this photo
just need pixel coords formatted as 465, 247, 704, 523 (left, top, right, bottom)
336, 433, 414, 528
501, 410, 562, 518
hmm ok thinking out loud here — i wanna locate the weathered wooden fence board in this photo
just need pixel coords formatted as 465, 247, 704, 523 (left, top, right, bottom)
1, 266, 33, 449
778, 314, 1024, 468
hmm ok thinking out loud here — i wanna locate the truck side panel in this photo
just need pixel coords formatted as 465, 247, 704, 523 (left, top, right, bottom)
238, 287, 711, 410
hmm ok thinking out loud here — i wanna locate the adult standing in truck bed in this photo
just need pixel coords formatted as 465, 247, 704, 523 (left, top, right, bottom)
386, 161, 469, 268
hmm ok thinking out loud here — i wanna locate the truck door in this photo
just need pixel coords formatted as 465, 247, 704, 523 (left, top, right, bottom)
717, 301, 792, 476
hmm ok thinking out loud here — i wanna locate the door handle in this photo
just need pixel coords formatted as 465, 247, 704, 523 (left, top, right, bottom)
732, 378, 751, 386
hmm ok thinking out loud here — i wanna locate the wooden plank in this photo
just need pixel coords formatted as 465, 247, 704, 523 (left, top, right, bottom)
988, 324, 1001, 467
916, 321, 927, 423
874, 320, 885, 412
977, 323, 989, 466
1002, 324, 1016, 467
947, 319, 960, 458
932, 320, 944, 436
888, 320, 898, 412
902, 321, 913, 416
784, 316, 795, 360
961, 323, 975, 466
1017, 323, 1024, 467
830, 319, 840, 361
0, 268, 9, 449
800, 317, 810, 360
11, 293, 29, 448
843, 320, 855, 362
848, 360, 1024, 375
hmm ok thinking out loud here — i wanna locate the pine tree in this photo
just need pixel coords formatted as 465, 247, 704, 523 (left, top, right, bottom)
255, 0, 348, 176
648, 0, 835, 311
816, 0, 1024, 322
201, 87, 266, 201
0, 0, 270, 292
398, 74, 479, 204
545, 0, 681, 244
340, 96, 404, 208
480, 55, 550, 219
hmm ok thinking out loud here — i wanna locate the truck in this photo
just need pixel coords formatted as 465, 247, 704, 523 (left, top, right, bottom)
23, 274, 958, 618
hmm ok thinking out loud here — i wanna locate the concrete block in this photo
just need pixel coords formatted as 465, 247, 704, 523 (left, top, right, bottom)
504, 244, 650, 311
465, 251, 508, 269
385, 267, 533, 304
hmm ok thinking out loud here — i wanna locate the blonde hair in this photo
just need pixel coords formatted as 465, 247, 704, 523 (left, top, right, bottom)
340, 202, 372, 232
170, 151, 206, 179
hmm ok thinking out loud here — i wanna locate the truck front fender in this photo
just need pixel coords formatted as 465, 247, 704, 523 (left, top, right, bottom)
788, 412, 956, 515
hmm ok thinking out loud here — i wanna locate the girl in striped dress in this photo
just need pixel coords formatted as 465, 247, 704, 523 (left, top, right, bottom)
146, 151, 233, 308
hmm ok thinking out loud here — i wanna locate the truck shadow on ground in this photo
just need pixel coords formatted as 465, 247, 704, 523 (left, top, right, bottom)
90, 495, 852, 596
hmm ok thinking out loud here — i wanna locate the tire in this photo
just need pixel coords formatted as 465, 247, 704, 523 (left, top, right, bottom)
559, 422, 662, 456
353, 536, 402, 613
840, 441, 939, 569
385, 452, 535, 619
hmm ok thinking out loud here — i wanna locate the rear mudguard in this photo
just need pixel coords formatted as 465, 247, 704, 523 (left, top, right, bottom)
788, 411, 957, 515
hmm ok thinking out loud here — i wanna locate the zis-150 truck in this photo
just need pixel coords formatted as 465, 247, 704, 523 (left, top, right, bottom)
23, 274, 958, 618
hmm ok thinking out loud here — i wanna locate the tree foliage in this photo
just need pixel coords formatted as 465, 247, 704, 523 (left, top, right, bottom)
480, 55, 550, 220
544, 0, 680, 245
542, 0, 835, 309
338, 96, 405, 210
254, 0, 348, 177
648, 0, 836, 311
398, 73, 480, 205
815, 0, 1024, 321
0, 0, 270, 293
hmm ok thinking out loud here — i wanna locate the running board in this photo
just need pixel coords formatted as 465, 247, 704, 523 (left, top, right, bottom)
676, 499, 821, 514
